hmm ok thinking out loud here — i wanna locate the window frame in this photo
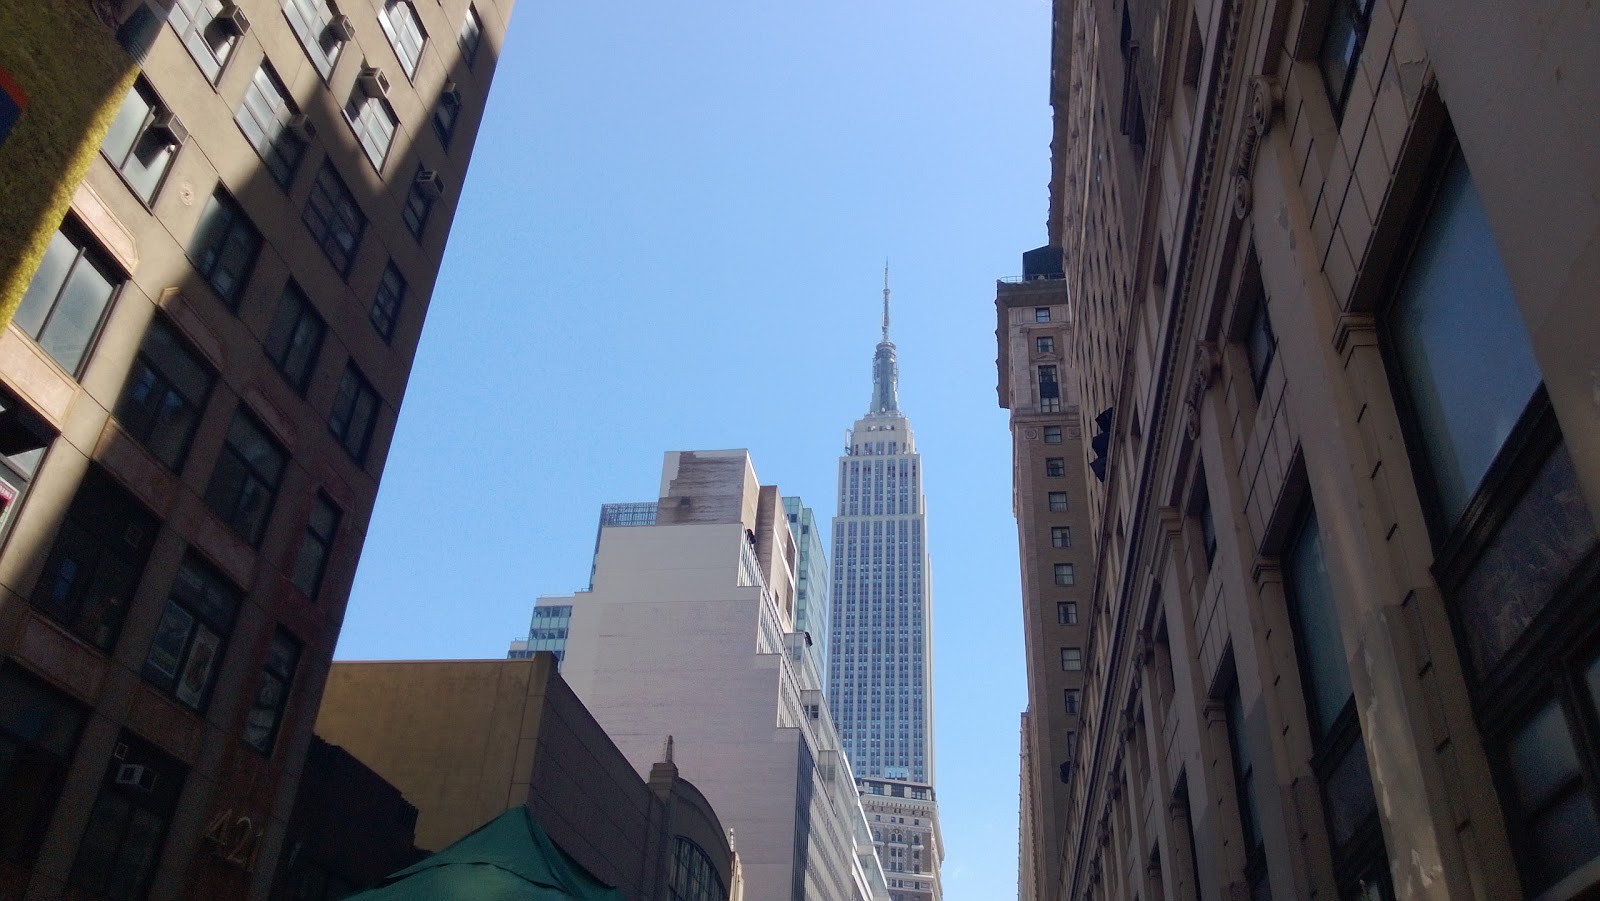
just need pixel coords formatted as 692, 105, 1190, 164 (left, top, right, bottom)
1051, 526, 1072, 548
291, 492, 341, 599
301, 160, 367, 278
1035, 335, 1054, 354
0, 666, 88, 871
203, 409, 288, 547
401, 166, 438, 239
114, 315, 215, 472
432, 85, 462, 147
1043, 426, 1063, 445
235, 62, 307, 188
344, 89, 399, 172
98, 78, 181, 206
458, 4, 483, 66
1034, 307, 1051, 323
141, 554, 242, 712
1057, 601, 1077, 625
378, 0, 427, 79
1061, 647, 1083, 672
167, 0, 242, 84
328, 362, 380, 464
31, 469, 160, 652
281, 0, 348, 81
1045, 457, 1066, 478
13, 222, 124, 376
1048, 492, 1069, 513
263, 281, 326, 395
1054, 563, 1075, 587
1318, 0, 1375, 120
243, 627, 301, 755
370, 261, 406, 342
68, 732, 186, 900
187, 188, 262, 308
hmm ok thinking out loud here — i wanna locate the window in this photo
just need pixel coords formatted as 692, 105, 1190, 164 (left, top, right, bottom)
99, 79, 180, 203
0, 387, 49, 549
1224, 678, 1270, 899
345, 88, 398, 171
302, 161, 366, 277
1048, 492, 1069, 512
433, 85, 462, 146
69, 732, 186, 900
1054, 563, 1075, 586
204, 409, 287, 546
1045, 457, 1065, 478
188, 189, 261, 307
235, 63, 307, 186
292, 493, 341, 598
370, 262, 406, 341
143, 555, 240, 710
1038, 364, 1061, 413
1035, 307, 1051, 323
0, 667, 87, 872
264, 282, 325, 394
14, 224, 122, 374
1319, 0, 1375, 118
243, 628, 301, 754
1057, 602, 1077, 625
32, 469, 160, 651
282, 0, 347, 79
402, 167, 439, 239
458, 5, 483, 65
1384, 150, 1541, 529
668, 837, 728, 901
1243, 264, 1275, 398
1051, 526, 1072, 548
328, 363, 380, 463
379, 0, 426, 78
1043, 426, 1063, 444
1036, 335, 1054, 354
1063, 688, 1080, 715
1196, 478, 1217, 564
1283, 507, 1393, 899
167, 0, 242, 83
1498, 677, 1600, 895
1061, 647, 1082, 671
114, 316, 214, 471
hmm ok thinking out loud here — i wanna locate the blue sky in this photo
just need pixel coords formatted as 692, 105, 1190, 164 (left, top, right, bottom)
335, 0, 1054, 895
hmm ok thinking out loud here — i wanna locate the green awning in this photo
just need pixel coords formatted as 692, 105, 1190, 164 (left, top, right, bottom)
344, 806, 623, 900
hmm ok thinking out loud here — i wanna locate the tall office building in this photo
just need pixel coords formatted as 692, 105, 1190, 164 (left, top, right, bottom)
540, 450, 891, 901
994, 251, 1094, 901
1008, 0, 1600, 899
783, 495, 830, 678
0, 2, 510, 898
828, 274, 943, 901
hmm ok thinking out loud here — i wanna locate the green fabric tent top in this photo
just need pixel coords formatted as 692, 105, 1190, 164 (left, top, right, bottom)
344, 806, 624, 901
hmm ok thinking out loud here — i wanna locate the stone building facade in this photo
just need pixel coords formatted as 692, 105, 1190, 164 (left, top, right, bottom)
996, 269, 1098, 901
1012, 0, 1600, 899
0, 1, 510, 898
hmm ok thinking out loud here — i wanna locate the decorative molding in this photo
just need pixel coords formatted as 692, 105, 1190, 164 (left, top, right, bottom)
1232, 75, 1282, 220
1332, 311, 1378, 357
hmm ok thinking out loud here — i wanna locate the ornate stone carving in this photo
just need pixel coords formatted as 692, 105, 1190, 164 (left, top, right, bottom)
1232, 75, 1282, 219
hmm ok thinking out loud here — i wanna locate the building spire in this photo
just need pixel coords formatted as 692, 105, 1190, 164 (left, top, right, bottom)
869, 262, 900, 414
882, 259, 891, 342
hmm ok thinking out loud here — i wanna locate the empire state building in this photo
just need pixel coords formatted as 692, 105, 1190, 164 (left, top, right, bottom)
828, 270, 944, 900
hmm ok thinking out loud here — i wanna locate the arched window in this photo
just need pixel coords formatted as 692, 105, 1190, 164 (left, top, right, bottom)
668, 838, 726, 901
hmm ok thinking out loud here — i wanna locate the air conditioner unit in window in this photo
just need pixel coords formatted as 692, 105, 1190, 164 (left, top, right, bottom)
357, 66, 391, 100
441, 81, 462, 105
287, 113, 317, 142
328, 13, 356, 42
414, 168, 445, 200
216, 1, 250, 34
149, 111, 189, 147
115, 764, 158, 792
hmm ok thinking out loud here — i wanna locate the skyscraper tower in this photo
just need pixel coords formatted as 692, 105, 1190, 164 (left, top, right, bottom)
828, 267, 944, 900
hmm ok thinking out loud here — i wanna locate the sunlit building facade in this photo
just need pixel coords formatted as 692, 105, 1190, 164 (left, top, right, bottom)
827, 279, 943, 901
783, 495, 830, 678
1011, 0, 1600, 899
0, 1, 511, 898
